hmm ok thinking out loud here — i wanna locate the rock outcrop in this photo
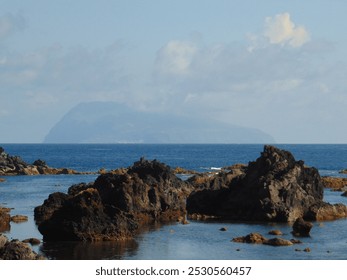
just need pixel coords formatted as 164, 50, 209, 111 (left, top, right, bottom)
0, 234, 45, 260
34, 158, 191, 241
231, 232, 294, 246
292, 218, 313, 237
322, 177, 347, 191
0, 147, 91, 176
0, 207, 11, 232
187, 145, 347, 222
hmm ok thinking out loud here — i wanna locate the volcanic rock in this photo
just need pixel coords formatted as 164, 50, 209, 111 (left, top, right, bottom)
0, 146, 91, 176
232, 232, 267, 244
264, 238, 293, 246
268, 230, 283, 235
322, 177, 347, 191
0, 234, 45, 260
0, 207, 11, 232
34, 158, 191, 241
187, 145, 347, 222
232, 232, 293, 246
11, 215, 28, 223
292, 218, 313, 237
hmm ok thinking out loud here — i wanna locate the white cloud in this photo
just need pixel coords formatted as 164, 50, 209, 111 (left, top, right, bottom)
264, 13, 310, 47
154, 40, 197, 76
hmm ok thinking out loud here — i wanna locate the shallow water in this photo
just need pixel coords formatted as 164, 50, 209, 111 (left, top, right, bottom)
1, 144, 347, 259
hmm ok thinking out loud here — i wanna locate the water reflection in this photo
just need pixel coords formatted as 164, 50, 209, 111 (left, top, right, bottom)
40, 239, 139, 260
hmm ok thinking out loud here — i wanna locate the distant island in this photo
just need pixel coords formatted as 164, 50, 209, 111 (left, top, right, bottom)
44, 101, 275, 144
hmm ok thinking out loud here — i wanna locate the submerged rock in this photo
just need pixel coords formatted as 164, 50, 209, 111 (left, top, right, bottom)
35, 158, 191, 241
187, 145, 347, 222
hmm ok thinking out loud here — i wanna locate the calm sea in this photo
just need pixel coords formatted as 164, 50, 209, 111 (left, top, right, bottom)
1, 144, 347, 260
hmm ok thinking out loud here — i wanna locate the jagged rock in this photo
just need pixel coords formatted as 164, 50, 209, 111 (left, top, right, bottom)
35, 158, 191, 241
339, 169, 347, 174
0, 237, 45, 260
0, 146, 92, 176
0, 207, 11, 232
292, 218, 313, 236
187, 145, 347, 222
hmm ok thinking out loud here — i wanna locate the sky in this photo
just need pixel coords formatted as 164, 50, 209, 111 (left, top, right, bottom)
1, 0, 347, 143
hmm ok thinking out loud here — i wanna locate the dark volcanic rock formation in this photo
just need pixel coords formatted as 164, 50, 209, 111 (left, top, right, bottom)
0, 146, 91, 176
292, 218, 313, 237
34, 158, 191, 241
187, 145, 347, 222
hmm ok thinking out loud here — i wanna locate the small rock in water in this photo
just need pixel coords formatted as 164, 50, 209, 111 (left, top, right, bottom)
10, 215, 28, 223
295, 248, 302, 252
303, 247, 311, 252
268, 229, 283, 235
292, 218, 313, 237
219, 227, 227, 232
22, 238, 41, 246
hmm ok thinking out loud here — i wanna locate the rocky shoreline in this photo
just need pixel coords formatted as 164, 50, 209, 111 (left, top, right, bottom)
0, 146, 92, 176
1, 145, 347, 259
33, 145, 347, 243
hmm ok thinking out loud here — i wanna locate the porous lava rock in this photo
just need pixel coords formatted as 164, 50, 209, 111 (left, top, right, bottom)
187, 145, 347, 222
34, 158, 191, 241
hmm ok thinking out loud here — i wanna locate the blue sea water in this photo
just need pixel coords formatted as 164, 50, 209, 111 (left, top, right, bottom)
1, 144, 347, 260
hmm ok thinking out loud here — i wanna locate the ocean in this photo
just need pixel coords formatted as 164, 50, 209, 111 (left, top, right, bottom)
1, 144, 347, 260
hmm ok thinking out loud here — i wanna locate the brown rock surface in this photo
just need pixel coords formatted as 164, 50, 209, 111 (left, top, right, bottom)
35, 158, 191, 241
0, 207, 11, 232
322, 177, 347, 191
232, 232, 293, 246
187, 145, 347, 222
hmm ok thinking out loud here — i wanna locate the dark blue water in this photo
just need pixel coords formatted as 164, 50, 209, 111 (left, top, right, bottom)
1, 144, 347, 260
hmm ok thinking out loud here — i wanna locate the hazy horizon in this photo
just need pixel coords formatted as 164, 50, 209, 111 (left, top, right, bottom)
1, 1, 347, 144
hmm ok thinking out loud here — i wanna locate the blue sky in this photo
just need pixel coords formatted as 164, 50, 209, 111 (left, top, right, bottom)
1, 0, 347, 143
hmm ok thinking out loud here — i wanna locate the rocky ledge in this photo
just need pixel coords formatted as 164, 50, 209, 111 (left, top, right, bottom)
187, 145, 347, 222
0, 234, 45, 260
34, 158, 192, 241
0, 146, 91, 176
